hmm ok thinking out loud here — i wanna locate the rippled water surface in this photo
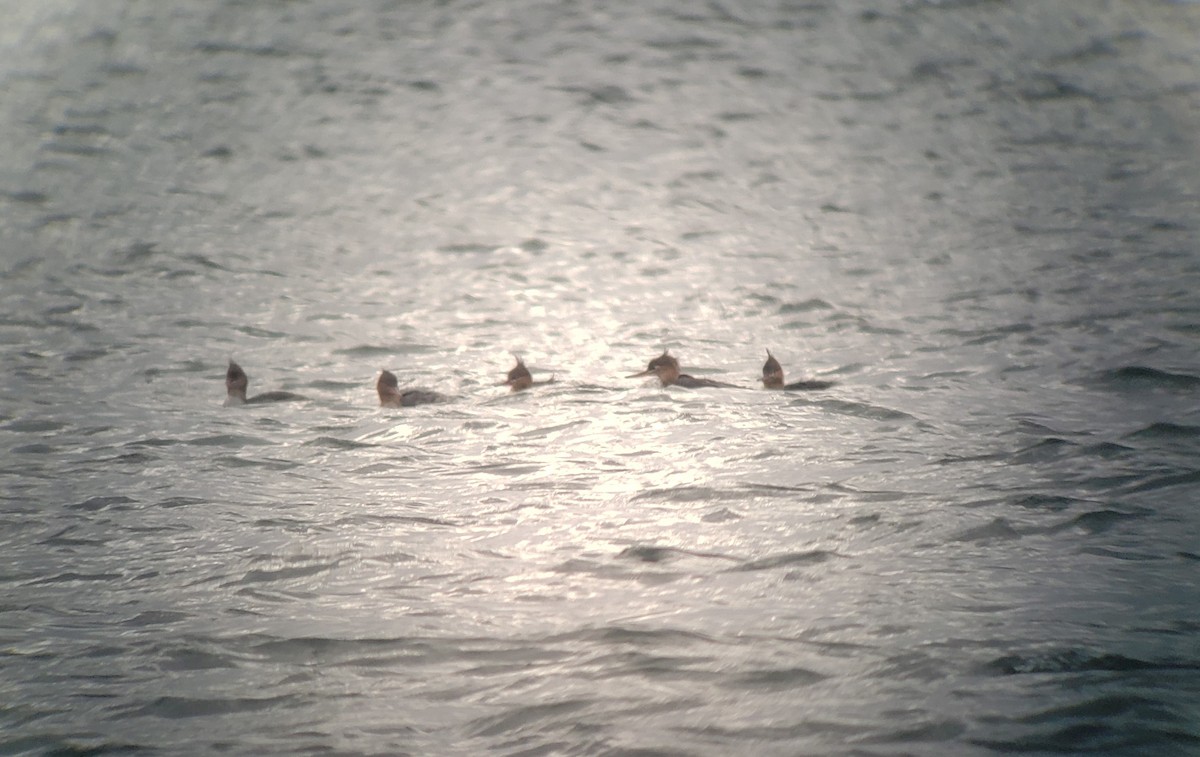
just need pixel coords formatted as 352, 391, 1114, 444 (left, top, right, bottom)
3, 1, 1200, 754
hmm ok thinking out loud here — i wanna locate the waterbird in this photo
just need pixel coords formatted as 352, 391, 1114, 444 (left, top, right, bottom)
224, 360, 307, 406
501, 356, 556, 392
376, 369, 450, 407
762, 349, 835, 391
628, 351, 740, 389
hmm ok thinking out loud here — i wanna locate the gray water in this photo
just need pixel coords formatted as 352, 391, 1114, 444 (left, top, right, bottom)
3, 1, 1200, 754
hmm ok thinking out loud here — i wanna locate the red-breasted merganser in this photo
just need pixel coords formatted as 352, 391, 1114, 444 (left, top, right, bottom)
376, 370, 450, 407
762, 349, 835, 390
628, 351, 740, 388
501, 356, 556, 392
224, 360, 307, 406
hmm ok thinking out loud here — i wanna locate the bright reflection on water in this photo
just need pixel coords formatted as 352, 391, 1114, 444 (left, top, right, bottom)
2, 0, 1200, 754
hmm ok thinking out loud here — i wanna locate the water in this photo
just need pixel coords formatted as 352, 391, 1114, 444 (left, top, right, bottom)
2, 1, 1200, 754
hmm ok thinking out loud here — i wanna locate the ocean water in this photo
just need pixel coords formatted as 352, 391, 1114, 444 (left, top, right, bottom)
2, 1, 1200, 754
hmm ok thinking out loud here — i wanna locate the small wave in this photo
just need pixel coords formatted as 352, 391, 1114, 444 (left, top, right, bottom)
155, 496, 207, 509
1119, 469, 1200, 495
729, 550, 836, 572
335, 343, 435, 357
814, 399, 916, 422
617, 545, 737, 564
938, 322, 1035, 347
1126, 422, 1200, 440
1010, 494, 1079, 512
3, 418, 66, 433
516, 419, 589, 439
986, 648, 1200, 676
224, 561, 339, 587
778, 298, 834, 314
125, 437, 181, 449
467, 699, 590, 739
618, 545, 677, 563
306, 379, 360, 391
38, 527, 105, 547
162, 648, 238, 671
723, 666, 828, 690
940, 453, 1008, 465
12, 444, 56, 454
465, 461, 541, 476
1046, 508, 1149, 535
3, 189, 50, 204
1017, 71, 1097, 101
547, 625, 716, 647
103, 452, 158, 465
233, 325, 288, 339
739, 482, 815, 497
194, 41, 293, 58
179, 253, 229, 271
331, 513, 458, 528
185, 434, 271, 448
43, 141, 113, 157
969, 693, 1200, 754
66, 495, 136, 512
632, 486, 744, 503
211, 455, 300, 471
0, 736, 150, 755
128, 694, 299, 719
24, 572, 124, 586
701, 507, 741, 522
1081, 441, 1135, 458
1096, 366, 1200, 390
952, 517, 1023, 543
64, 347, 111, 363
1079, 545, 1166, 561
303, 436, 375, 450
121, 610, 190, 627
1010, 437, 1076, 464
437, 242, 498, 255
249, 635, 435, 665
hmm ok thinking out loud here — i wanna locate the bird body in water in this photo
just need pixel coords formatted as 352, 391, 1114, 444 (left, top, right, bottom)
628, 351, 740, 389
376, 370, 450, 407
762, 349, 835, 391
502, 356, 556, 392
224, 360, 307, 406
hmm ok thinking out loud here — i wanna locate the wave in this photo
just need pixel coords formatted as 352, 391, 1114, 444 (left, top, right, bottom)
617, 545, 737, 563
811, 399, 917, 422
1126, 422, 1200, 440
125, 694, 300, 719
1096, 366, 1200, 390
66, 495, 137, 511
302, 436, 376, 450
1010, 437, 1077, 464
729, 549, 838, 571
184, 434, 272, 448
722, 666, 829, 690
1119, 469, 1200, 495
952, 517, 1023, 543
969, 684, 1200, 753
1046, 508, 1149, 535
334, 343, 438, 357
986, 648, 1200, 676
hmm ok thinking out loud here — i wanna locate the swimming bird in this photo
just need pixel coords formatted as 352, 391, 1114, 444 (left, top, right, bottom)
628, 351, 740, 388
224, 360, 307, 406
376, 369, 450, 407
762, 349, 835, 391
501, 356, 556, 392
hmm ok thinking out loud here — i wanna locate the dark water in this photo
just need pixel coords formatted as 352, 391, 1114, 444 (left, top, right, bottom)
3, 1, 1200, 754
